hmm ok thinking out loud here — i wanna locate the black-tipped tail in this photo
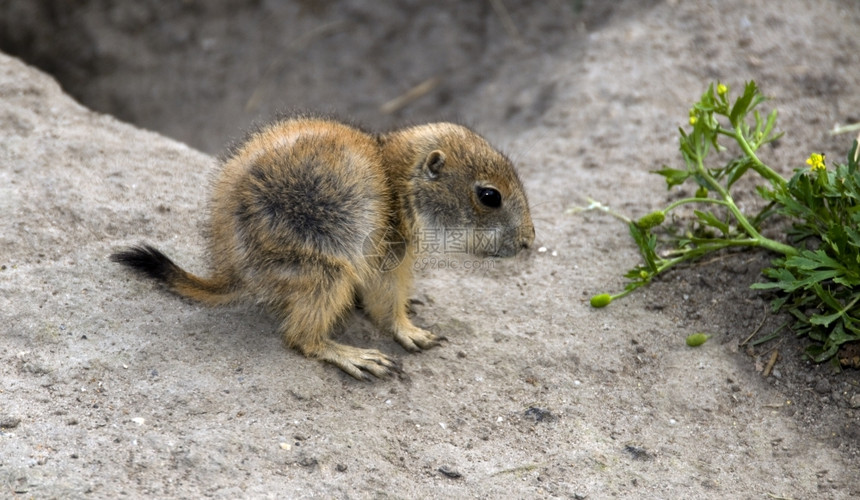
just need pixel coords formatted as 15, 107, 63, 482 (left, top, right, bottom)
111, 244, 181, 284
111, 244, 236, 306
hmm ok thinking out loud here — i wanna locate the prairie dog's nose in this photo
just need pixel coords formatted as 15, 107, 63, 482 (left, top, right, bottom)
519, 222, 535, 250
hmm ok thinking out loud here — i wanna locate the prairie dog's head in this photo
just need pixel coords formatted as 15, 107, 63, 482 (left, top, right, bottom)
401, 123, 534, 258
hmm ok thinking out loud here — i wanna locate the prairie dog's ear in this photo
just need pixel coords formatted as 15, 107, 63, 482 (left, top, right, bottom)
422, 150, 446, 179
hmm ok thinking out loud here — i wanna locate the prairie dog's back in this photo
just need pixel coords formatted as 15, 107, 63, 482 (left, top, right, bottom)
210, 118, 389, 277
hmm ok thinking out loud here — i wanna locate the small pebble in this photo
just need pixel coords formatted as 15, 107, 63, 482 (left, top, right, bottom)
298, 457, 318, 468
524, 407, 555, 423
438, 466, 462, 479
0, 416, 21, 429
624, 445, 652, 461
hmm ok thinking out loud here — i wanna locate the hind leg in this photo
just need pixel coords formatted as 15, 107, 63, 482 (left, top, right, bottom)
275, 270, 398, 380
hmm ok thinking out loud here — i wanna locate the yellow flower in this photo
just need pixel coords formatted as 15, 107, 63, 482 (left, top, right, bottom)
806, 152, 826, 171
689, 115, 698, 125
716, 83, 728, 96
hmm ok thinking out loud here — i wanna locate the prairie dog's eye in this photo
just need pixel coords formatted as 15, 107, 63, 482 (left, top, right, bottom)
476, 187, 502, 208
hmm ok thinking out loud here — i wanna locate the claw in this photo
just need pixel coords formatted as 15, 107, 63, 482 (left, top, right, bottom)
387, 358, 404, 373
394, 326, 443, 352
311, 341, 398, 380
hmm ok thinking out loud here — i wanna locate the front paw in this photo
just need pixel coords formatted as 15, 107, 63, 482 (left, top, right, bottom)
394, 325, 446, 352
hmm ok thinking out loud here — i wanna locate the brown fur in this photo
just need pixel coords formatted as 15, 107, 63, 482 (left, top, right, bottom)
112, 117, 534, 379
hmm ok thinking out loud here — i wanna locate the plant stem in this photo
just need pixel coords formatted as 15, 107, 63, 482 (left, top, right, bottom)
647, 236, 793, 286
609, 288, 636, 301
664, 197, 728, 214
693, 144, 798, 257
662, 238, 762, 256
731, 126, 787, 189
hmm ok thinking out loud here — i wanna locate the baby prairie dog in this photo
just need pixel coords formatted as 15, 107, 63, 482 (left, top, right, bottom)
112, 117, 534, 379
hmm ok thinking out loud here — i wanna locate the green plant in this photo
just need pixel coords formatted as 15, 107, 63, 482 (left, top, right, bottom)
752, 143, 860, 362
586, 81, 860, 364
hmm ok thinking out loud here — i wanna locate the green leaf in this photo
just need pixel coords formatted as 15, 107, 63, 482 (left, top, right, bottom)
628, 222, 658, 272
750, 281, 785, 290
845, 226, 860, 248
653, 166, 691, 188
823, 225, 850, 256
785, 250, 844, 271
809, 292, 860, 327
751, 266, 797, 292
810, 310, 845, 327
729, 81, 759, 125
725, 156, 753, 189
760, 109, 780, 145
819, 322, 860, 348
811, 282, 845, 312
847, 140, 859, 169
809, 342, 840, 363
792, 270, 843, 290
769, 294, 789, 312
693, 210, 729, 235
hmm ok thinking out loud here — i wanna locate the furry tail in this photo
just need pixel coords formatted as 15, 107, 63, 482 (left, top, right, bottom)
111, 244, 236, 306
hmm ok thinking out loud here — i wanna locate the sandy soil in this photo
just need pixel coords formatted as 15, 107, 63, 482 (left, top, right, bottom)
2, 0, 860, 498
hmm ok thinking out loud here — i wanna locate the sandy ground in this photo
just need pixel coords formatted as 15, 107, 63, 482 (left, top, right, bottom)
2, 0, 860, 498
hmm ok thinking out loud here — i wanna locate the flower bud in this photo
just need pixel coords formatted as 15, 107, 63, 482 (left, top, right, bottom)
590, 294, 612, 308
636, 211, 665, 229
695, 186, 708, 198
685, 333, 711, 347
